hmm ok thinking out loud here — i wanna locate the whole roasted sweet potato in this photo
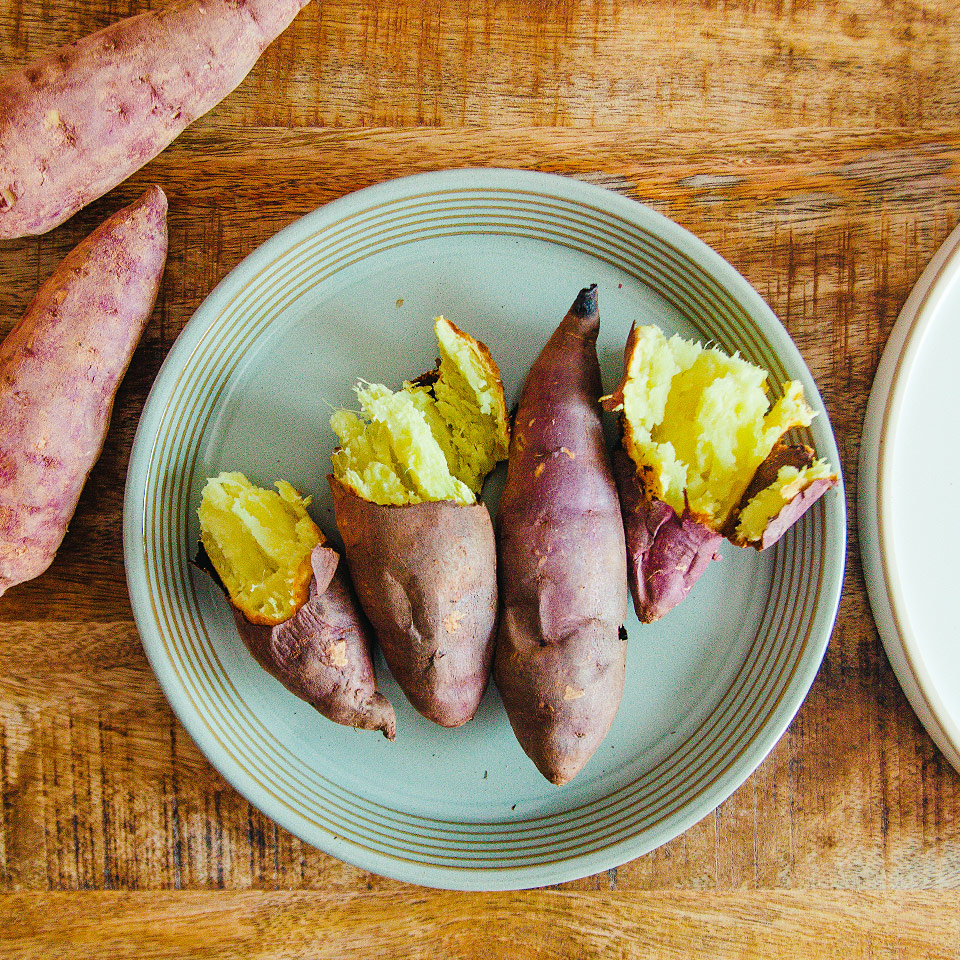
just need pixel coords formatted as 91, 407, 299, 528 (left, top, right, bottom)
329, 316, 510, 727
196, 472, 396, 739
602, 322, 839, 622
0, 185, 168, 598
0, 0, 311, 239
494, 285, 629, 786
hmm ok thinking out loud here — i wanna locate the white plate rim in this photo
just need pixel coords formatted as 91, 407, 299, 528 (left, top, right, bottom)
858, 222, 960, 772
123, 167, 847, 889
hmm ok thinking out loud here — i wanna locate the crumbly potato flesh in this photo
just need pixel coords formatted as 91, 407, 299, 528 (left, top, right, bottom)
198, 471, 322, 624
330, 316, 509, 505
614, 325, 817, 528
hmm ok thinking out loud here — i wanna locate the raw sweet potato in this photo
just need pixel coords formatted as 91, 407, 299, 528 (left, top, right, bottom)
0, 185, 168, 598
0, 0, 311, 239
494, 285, 629, 786
329, 316, 509, 727
602, 322, 839, 622
196, 472, 396, 739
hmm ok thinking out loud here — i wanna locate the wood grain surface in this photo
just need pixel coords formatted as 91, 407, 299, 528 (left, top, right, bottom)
1, 0, 959, 956
3, 891, 959, 959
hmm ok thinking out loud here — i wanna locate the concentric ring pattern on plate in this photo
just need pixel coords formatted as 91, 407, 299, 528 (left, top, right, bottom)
124, 169, 845, 890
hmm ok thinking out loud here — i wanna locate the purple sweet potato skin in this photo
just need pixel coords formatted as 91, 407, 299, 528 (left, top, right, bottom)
494, 285, 629, 786
612, 447, 723, 624
0, 0, 311, 239
0, 185, 167, 597
329, 477, 498, 728
233, 545, 396, 739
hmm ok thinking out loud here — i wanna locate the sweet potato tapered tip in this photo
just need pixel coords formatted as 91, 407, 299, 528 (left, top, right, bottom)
570, 283, 598, 317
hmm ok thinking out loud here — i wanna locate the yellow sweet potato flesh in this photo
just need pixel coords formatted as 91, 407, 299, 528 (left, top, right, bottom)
615, 325, 816, 529
330, 316, 509, 505
198, 471, 322, 625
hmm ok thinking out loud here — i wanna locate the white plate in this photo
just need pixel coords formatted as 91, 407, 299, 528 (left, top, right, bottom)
123, 168, 846, 890
859, 223, 960, 773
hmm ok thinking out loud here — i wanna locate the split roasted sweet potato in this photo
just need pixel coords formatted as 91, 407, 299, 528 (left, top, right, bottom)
0, 185, 168, 597
196, 471, 396, 739
329, 316, 509, 727
494, 285, 629, 786
0, 0, 311, 239
602, 322, 839, 623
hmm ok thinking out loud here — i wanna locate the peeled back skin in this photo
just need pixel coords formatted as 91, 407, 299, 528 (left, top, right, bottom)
494, 285, 629, 786
603, 322, 839, 622
727, 440, 838, 550
0, 185, 167, 598
329, 316, 509, 727
329, 478, 497, 728
196, 472, 395, 739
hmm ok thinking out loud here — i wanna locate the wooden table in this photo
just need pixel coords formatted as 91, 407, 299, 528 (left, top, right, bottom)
2, 1, 959, 956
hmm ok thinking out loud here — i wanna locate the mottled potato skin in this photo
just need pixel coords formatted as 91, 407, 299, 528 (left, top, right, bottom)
612, 448, 722, 624
329, 477, 497, 728
0, 0, 311, 239
230, 545, 396, 739
0, 185, 168, 597
494, 285, 629, 786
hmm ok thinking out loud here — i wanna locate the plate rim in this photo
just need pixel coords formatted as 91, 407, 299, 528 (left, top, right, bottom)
858, 221, 960, 773
124, 167, 847, 889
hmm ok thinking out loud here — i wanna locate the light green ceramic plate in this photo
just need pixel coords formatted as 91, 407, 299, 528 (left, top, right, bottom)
123, 169, 845, 890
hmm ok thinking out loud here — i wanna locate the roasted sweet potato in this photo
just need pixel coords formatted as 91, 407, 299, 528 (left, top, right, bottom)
329, 316, 509, 727
0, 185, 167, 598
330, 479, 497, 728
196, 472, 396, 739
494, 285, 629, 786
602, 322, 839, 622
0, 0, 311, 239
610, 446, 723, 625
725, 440, 838, 551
